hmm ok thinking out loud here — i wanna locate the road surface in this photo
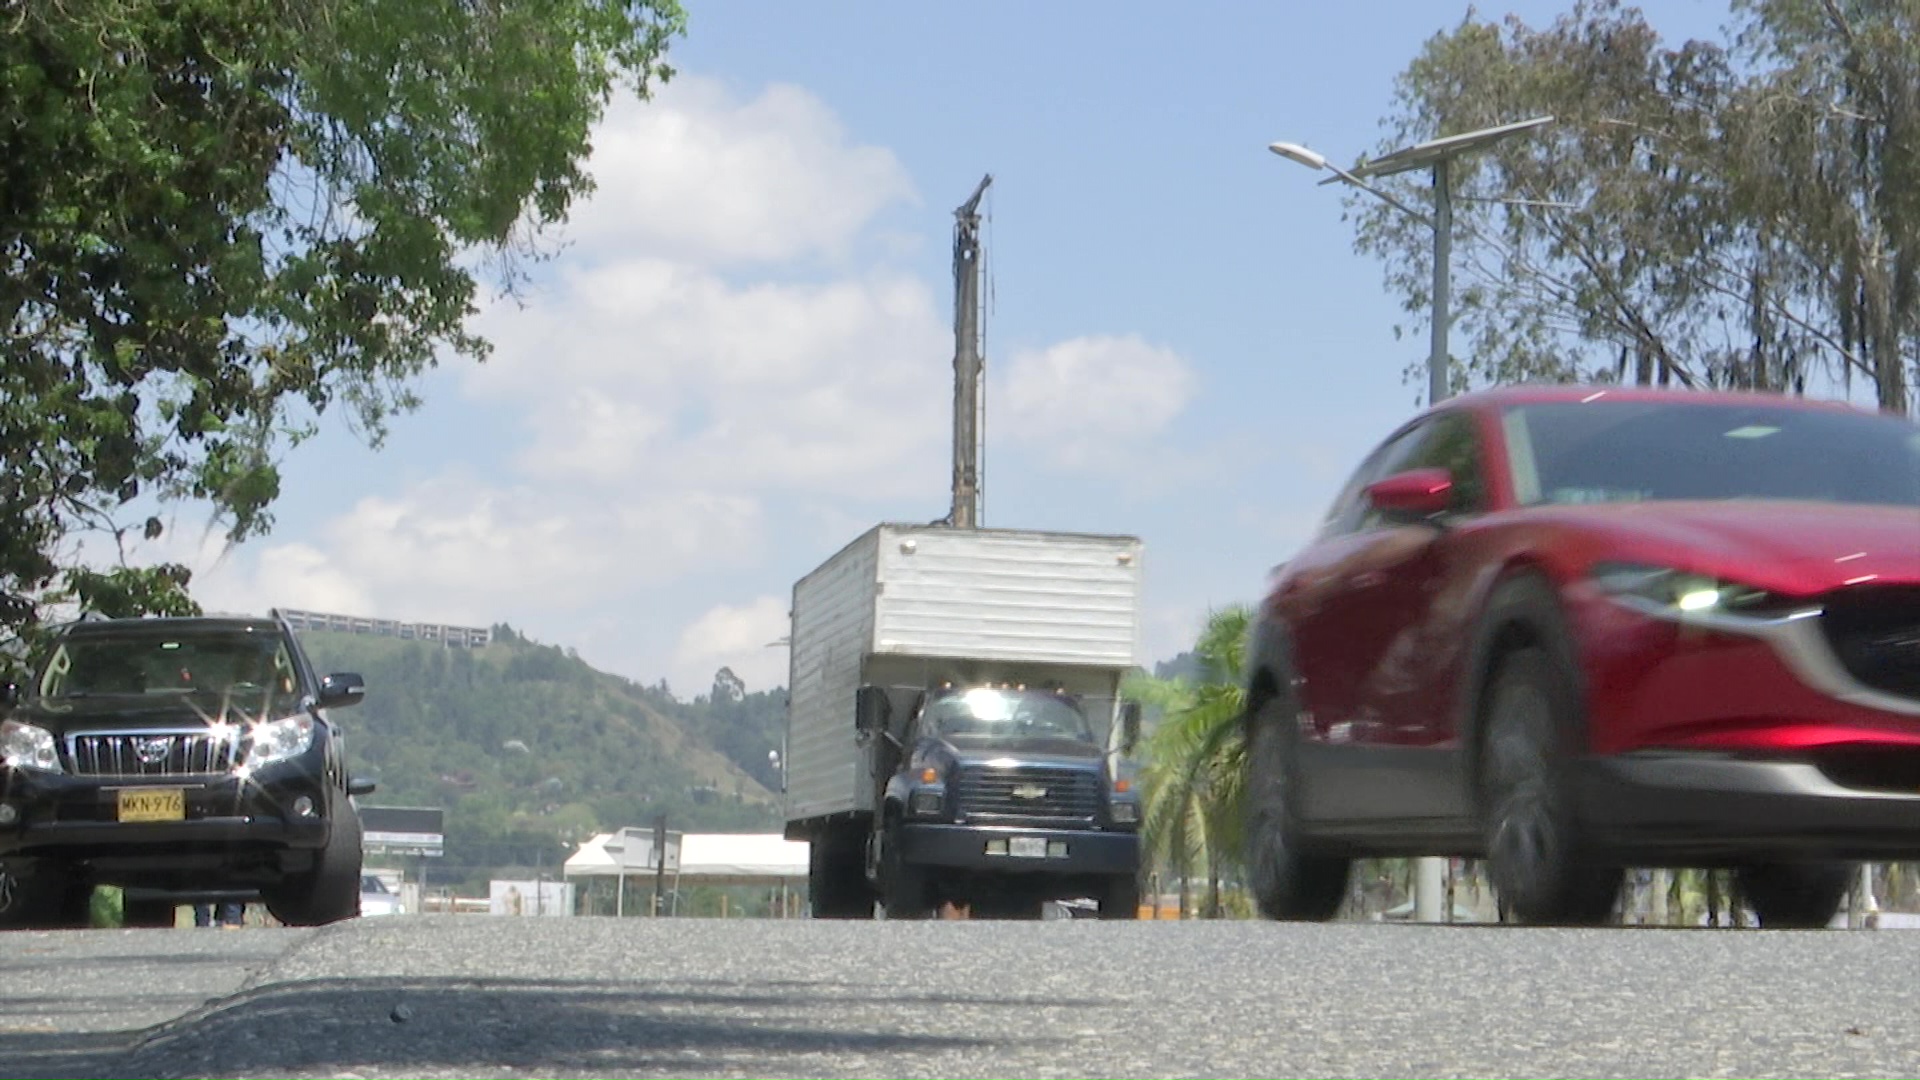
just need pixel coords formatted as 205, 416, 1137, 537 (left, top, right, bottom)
1, 917, 1914, 1078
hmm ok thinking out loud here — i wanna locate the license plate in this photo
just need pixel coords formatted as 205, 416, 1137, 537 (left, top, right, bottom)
117, 788, 185, 823
1010, 836, 1047, 859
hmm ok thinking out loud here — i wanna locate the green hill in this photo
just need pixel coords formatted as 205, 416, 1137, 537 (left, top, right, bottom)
295, 624, 785, 885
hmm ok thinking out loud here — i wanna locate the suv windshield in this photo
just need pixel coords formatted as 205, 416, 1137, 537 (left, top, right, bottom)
36, 627, 298, 704
1504, 399, 1920, 508
918, 687, 1095, 742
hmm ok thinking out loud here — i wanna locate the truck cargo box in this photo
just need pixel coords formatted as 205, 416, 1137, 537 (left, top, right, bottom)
785, 525, 1142, 824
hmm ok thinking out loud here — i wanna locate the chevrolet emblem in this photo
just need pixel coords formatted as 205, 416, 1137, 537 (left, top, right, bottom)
1011, 783, 1047, 799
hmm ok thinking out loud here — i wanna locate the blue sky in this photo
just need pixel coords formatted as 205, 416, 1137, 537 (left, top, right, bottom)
157, 0, 1737, 697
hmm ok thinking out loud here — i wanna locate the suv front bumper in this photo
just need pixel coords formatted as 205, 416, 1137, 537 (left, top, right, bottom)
0, 760, 333, 866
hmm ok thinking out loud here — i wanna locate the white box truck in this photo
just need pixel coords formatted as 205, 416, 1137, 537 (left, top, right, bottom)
783, 523, 1145, 919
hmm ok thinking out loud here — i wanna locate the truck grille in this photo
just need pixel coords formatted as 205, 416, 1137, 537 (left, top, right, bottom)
66, 730, 241, 777
1821, 588, 1920, 702
956, 765, 1101, 823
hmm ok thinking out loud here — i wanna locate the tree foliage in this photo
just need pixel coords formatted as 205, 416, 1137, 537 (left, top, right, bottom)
1, 0, 684, 635
1354, 0, 1920, 410
1125, 605, 1250, 918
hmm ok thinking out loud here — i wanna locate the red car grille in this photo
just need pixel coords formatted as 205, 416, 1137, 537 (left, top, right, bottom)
1821, 588, 1920, 702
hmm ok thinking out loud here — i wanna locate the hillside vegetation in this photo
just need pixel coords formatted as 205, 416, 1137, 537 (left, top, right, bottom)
296, 625, 785, 880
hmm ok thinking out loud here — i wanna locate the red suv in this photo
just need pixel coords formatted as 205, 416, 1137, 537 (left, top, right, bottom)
1244, 386, 1920, 927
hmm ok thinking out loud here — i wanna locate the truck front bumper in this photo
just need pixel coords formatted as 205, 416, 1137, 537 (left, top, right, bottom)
897, 823, 1139, 876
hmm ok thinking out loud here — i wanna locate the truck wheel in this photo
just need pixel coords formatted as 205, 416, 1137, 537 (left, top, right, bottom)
1245, 692, 1349, 921
1097, 875, 1139, 920
808, 822, 874, 919
123, 898, 178, 928
880, 820, 932, 919
264, 805, 363, 926
1736, 862, 1850, 929
1479, 646, 1621, 926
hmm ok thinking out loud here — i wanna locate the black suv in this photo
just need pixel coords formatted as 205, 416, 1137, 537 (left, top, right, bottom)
0, 612, 372, 928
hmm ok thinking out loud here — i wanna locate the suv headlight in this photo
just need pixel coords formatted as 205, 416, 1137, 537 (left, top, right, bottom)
0, 720, 62, 772
246, 715, 315, 766
1592, 562, 1809, 621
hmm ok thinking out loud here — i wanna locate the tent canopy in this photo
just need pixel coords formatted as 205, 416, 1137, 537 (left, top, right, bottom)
565, 832, 808, 886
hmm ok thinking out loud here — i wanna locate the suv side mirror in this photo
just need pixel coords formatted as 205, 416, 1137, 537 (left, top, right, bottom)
347, 776, 378, 797
318, 673, 366, 709
1118, 700, 1142, 755
1365, 467, 1454, 521
854, 685, 890, 741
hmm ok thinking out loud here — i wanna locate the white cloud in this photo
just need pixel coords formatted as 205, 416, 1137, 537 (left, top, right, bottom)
999, 334, 1197, 471
559, 76, 917, 266
102, 72, 1212, 701
670, 595, 791, 697
470, 260, 951, 498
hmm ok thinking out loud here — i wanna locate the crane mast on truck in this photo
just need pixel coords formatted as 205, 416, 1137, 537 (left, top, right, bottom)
949, 173, 991, 530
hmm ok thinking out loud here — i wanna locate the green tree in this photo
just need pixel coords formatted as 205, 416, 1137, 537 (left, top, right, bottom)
1351, 0, 1920, 409
1, 0, 685, 646
1125, 605, 1251, 919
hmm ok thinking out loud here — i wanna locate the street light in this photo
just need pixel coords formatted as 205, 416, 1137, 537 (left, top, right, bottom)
1269, 115, 1554, 407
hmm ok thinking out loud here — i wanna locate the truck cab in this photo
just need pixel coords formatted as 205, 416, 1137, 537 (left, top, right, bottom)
859, 681, 1141, 918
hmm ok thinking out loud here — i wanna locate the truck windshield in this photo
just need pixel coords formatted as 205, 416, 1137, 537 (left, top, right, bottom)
919, 687, 1094, 742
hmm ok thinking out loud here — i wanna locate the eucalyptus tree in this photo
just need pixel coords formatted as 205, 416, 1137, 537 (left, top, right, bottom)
1351, 0, 1920, 409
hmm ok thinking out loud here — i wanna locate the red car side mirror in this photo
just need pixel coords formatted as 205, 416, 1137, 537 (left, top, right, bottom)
1366, 467, 1454, 518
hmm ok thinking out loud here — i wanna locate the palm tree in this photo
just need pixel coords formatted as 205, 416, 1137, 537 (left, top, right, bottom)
1125, 605, 1252, 918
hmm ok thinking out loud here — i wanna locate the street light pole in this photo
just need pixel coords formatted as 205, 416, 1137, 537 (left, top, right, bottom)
1267, 116, 1554, 923
1428, 161, 1452, 407
1269, 114, 1552, 408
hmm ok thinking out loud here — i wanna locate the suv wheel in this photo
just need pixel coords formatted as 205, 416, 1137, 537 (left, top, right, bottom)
1245, 691, 1350, 921
1736, 862, 1850, 929
0, 868, 92, 930
1479, 646, 1621, 925
263, 804, 363, 926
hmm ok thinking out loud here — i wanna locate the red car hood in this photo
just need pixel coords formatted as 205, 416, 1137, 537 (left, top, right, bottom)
1531, 500, 1920, 595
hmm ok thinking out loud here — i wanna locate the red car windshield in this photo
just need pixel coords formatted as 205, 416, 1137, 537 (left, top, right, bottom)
1503, 400, 1920, 508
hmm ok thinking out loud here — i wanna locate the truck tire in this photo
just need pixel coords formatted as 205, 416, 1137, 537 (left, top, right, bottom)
880, 820, 932, 919
808, 822, 874, 919
1098, 875, 1140, 920
263, 806, 364, 926
123, 898, 178, 928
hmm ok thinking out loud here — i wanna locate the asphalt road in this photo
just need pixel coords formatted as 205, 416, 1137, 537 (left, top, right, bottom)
1, 916, 1916, 1078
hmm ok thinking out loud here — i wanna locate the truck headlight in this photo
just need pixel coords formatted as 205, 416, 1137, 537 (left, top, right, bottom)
246, 715, 315, 766
1111, 801, 1139, 825
0, 720, 61, 772
909, 789, 944, 816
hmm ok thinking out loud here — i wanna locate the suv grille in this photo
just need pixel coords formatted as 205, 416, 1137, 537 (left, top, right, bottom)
1821, 588, 1920, 702
955, 765, 1101, 823
67, 731, 241, 777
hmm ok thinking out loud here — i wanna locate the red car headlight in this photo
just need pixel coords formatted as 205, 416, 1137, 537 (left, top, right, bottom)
1591, 562, 1813, 622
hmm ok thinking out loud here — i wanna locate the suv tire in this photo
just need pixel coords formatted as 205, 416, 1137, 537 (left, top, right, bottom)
263, 806, 363, 926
